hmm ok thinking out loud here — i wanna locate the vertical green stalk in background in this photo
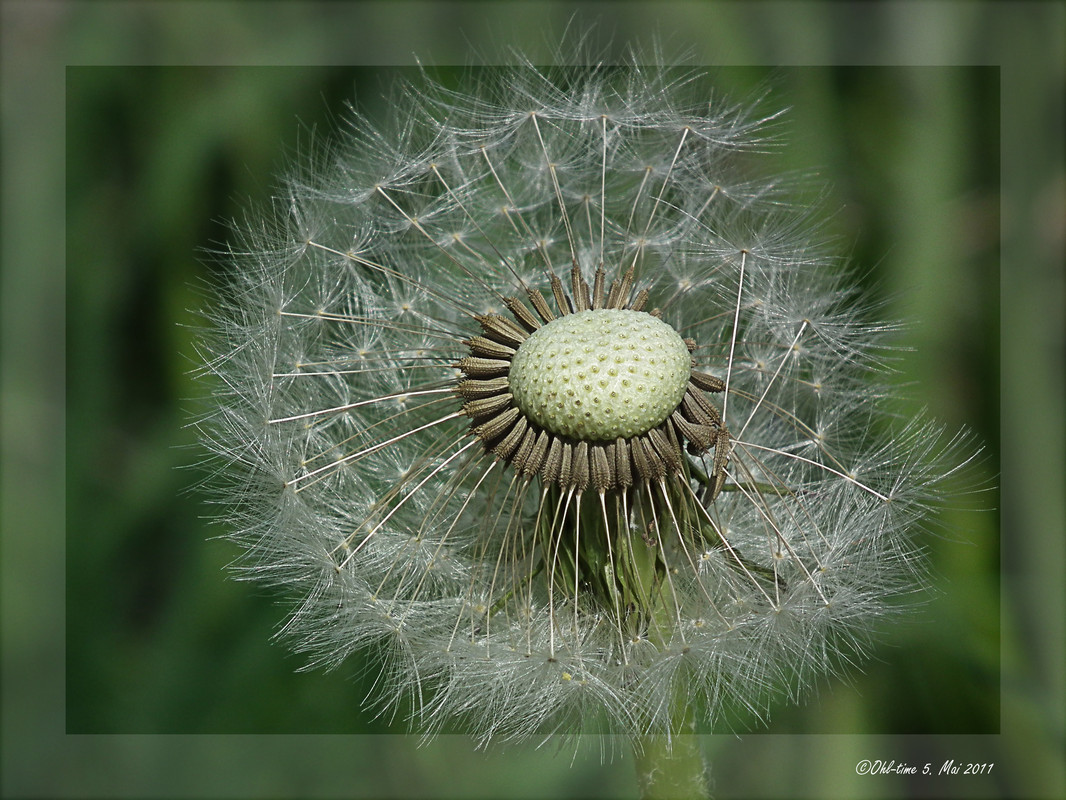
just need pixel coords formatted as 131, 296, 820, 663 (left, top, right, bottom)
635, 722, 708, 800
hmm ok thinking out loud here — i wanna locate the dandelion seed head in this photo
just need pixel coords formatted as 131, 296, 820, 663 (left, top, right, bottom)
198, 56, 976, 746
509, 309, 690, 441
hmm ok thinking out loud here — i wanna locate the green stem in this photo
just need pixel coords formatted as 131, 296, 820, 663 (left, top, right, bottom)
633, 472, 711, 799
633, 714, 709, 799
535, 474, 712, 798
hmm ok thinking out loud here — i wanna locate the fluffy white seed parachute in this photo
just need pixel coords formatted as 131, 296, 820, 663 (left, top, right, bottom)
198, 59, 968, 745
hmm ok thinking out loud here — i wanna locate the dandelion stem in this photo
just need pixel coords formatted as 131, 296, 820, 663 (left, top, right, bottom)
632, 476, 711, 798
633, 701, 710, 800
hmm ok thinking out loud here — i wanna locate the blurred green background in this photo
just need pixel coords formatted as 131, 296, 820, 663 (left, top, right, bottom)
3, 1, 1063, 799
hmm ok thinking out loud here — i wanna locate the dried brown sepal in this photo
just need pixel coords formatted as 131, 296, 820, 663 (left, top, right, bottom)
550, 274, 571, 316
493, 415, 528, 460
671, 409, 715, 451
511, 427, 539, 475
630, 288, 649, 312
527, 288, 555, 323
614, 438, 633, 488
591, 266, 606, 310
690, 370, 726, 393
709, 427, 732, 500
464, 336, 516, 360
605, 266, 634, 310
456, 377, 510, 400
682, 388, 723, 428
556, 441, 574, 489
523, 430, 550, 476
590, 444, 612, 493
504, 296, 542, 332
456, 356, 510, 378
474, 406, 520, 441
647, 427, 681, 474
571, 265, 590, 313
463, 392, 514, 421
569, 441, 590, 491
542, 436, 565, 485
476, 314, 528, 347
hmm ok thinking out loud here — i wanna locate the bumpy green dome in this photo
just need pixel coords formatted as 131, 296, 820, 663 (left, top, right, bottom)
508, 309, 691, 441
